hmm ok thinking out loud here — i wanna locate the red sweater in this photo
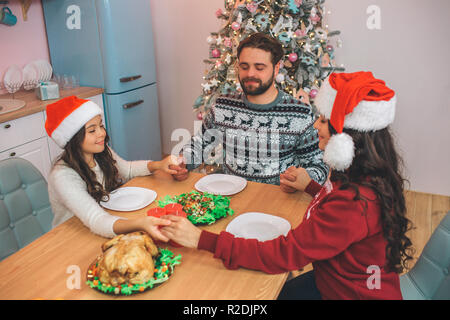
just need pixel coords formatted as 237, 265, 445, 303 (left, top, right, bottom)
197, 179, 403, 300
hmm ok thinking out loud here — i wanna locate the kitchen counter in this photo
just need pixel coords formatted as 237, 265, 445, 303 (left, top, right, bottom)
0, 87, 104, 123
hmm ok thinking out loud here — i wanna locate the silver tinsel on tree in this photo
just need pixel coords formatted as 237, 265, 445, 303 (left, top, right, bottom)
193, 0, 344, 118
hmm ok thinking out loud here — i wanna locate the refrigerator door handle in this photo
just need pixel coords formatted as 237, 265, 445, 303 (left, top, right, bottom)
120, 75, 142, 83
123, 99, 144, 109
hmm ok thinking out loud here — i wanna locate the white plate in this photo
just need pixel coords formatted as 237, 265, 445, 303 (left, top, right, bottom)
23, 62, 39, 90
31, 61, 44, 82
3, 65, 23, 92
195, 174, 247, 195
100, 187, 157, 212
226, 212, 291, 241
33, 60, 52, 82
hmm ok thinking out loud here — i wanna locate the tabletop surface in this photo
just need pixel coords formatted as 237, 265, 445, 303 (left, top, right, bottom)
0, 171, 312, 300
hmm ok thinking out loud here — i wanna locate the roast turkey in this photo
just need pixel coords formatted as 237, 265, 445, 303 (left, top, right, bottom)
97, 231, 158, 287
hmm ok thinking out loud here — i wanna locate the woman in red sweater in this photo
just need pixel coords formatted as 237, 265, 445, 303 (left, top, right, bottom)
161, 71, 414, 300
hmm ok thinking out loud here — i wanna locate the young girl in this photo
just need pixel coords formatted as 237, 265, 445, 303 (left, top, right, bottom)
159, 72, 414, 299
45, 95, 182, 240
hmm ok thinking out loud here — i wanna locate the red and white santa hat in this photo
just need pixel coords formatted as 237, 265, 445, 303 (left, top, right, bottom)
45, 95, 102, 148
314, 71, 396, 171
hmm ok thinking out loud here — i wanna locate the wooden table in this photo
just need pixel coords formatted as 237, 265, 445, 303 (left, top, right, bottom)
0, 172, 312, 300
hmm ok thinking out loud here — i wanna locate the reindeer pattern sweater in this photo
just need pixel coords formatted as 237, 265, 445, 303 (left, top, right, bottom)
183, 91, 329, 185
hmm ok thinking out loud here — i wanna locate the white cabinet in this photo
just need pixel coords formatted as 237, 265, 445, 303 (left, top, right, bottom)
0, 112, 46, 152
0, 112, 51, 179
0, 137, 51, 178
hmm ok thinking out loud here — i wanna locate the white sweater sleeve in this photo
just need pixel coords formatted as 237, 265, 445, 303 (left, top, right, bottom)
49, 166, 123, 238
111, 148, 152, 182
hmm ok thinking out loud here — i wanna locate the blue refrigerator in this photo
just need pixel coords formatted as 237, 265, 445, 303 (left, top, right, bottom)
42, 0, 162, 161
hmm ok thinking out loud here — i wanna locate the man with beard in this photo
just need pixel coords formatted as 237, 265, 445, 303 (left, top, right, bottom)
175, 33, 328, 186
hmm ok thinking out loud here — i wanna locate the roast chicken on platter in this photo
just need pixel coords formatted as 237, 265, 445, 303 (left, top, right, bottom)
97, 231, 158, 287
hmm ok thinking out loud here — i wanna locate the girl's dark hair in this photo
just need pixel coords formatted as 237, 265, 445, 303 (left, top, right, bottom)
329, 123, 414, 273
237, 32, 284, 66
59, 126, 122, 203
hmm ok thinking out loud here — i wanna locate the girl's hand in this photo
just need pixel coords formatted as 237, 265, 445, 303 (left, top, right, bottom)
113, 216, 171, 242
280, 166, 312, 192
148, 155, 183, 175
139, 216, 172, 242
160, 215, 201, 248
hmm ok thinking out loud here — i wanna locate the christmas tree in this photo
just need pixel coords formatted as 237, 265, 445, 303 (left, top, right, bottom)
193, 0, 344, 119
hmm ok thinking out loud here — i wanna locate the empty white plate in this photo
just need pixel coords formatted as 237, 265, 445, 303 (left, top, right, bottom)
23, 62, 39, 90
3, 64, 23, 92
195, 174, 247, 196
100, 187, 157, 211
226, 212, 291, 241
33, 60, 52, 82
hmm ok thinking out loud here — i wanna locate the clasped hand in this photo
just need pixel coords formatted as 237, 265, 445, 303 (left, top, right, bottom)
148, 155, 188, 180
279, 166, 311, 193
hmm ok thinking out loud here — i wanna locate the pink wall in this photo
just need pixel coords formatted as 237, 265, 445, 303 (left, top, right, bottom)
0, 0, 50, 94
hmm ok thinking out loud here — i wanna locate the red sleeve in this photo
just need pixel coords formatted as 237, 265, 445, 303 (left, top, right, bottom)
199, 190, 369, 274
304, 179, 323, 197
198, 230, 219, 253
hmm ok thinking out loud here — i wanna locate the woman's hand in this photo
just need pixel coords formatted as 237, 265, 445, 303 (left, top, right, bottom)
113, 216, 171, 242
160, 215, 201, 248
280, 166, 312, 192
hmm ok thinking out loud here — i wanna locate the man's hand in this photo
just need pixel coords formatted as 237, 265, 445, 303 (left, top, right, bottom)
171, 157, 189, 181
280, 166, 298, 193
280, 166, 312, 192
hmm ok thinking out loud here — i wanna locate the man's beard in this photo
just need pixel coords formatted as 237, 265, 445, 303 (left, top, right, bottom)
239, 71, 275, 96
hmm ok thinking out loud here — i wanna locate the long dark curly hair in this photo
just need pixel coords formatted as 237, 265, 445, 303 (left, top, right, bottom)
328, 123, 414, 273
58, 127, 122, 203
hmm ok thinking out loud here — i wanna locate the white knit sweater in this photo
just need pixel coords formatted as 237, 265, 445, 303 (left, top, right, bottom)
48, 149, 151, 238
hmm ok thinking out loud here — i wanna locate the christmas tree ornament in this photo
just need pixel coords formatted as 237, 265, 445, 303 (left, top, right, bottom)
207, 36, 217, 45
211, 49, 221, 58
315, 28, 328, 40
246, 1, 258, 13
224, 37, 233, 48
231, 21, 241, 30
276, 73, 285, 83
288, 52, 298, 62
309, 88, 318, 98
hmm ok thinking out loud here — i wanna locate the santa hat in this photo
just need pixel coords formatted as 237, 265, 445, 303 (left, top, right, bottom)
314, 71, 396, 171
45, 95, 102, 148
